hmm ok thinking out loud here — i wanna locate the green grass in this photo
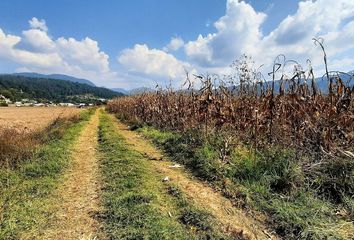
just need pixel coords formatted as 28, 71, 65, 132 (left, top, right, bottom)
98, 112, 230, 240
134, 125, 353, 240
0, 109, 95, 239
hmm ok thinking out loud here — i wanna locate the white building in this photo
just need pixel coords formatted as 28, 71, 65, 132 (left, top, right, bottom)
0, 95, 12, 104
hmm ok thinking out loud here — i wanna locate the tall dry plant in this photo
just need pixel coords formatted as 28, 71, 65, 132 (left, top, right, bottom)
107, 39, 354, 160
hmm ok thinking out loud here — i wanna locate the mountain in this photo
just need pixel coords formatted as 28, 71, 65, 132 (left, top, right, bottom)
265, 70, 354, 94
0, 75, 123, 103
111, 87, 154, 95
112, 88, 129, 95
12, 72, 96, 86
129, 87, 154, 95
222, 70, 354, 96
314, 71, 354, 93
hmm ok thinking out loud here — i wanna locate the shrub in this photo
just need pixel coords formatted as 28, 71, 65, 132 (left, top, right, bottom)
0, 127, 38, 167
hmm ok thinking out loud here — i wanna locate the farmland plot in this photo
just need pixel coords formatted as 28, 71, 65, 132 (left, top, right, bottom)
0, 107, 81, 131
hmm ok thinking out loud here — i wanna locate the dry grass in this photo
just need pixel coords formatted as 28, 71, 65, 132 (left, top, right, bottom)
107, 41, 353, 158
0, 107, 81, 132
0, 107, 82, 168
107, 48, 353, 189
0, 128, 38, 167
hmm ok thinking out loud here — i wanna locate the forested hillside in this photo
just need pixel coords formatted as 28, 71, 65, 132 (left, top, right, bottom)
13, 72, 96, 86
0, 75, 123, 103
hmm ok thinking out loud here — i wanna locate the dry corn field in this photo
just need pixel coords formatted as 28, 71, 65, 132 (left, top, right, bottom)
108, 41, 354, 160
108, 75, 354, 159
0, 107, 81, 132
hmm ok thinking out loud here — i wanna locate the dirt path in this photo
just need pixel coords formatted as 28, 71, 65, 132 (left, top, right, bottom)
41, 110, 104, 240
113, 119, 276, 240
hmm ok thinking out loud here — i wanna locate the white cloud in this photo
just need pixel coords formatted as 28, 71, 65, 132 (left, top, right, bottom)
118, 44, 195, 84
258, 0, 354, 73
29, 17, 48, 32
117, 0, 354, 87
56, 37, 110, 73
185, 0, 266, 67
321, 21, 354, 56
185, 34, 214, 67
183, 0, 354, 76
269, 0, 354, 46
0, 29, 62, 68
22, 29, 55, 52
0, 18, 115, 85
0, 29, 21, 49
327, 58, 354, 73
163, 36, 184, 52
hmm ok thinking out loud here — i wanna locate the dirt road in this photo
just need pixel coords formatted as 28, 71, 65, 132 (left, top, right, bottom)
36, 110, 274, 239
113, 118, 275, 239
41, 110, 103, 240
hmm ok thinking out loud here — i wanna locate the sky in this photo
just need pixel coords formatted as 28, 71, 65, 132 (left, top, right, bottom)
0, 0, 353, 89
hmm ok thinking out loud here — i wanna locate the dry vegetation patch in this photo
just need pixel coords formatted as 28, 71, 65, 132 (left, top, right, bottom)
0, 107, 81, 131
0, 107, 82, 168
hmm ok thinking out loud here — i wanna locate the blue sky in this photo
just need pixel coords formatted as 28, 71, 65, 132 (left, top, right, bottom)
0, 0, 353, 89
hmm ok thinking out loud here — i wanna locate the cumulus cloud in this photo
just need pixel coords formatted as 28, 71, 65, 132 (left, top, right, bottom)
29, 17, 48, 32
0, 28, 62, 67
185, 0, 266, 67
22, 28, 56, 52
163, 36, 184, 52
118, 0, 354, 87
0, 18, 115, 84
270, 0, 354, 46
183, 0, 354, 75
118, 44, 195, 84
259, 0, 354, 72
0, 29, 21, 49
56, 37, 110, 73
